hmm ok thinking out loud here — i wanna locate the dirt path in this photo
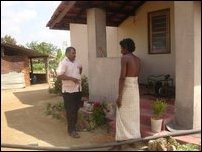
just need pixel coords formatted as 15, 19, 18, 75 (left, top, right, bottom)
1, 84, 114, 151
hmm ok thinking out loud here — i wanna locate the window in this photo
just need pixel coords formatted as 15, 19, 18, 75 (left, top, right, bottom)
148, 9, 170, 54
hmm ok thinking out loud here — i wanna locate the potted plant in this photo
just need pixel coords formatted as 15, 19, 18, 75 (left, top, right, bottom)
151, 98, 167, 132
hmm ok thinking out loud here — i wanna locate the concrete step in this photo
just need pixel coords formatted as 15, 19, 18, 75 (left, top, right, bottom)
107, 119, 174, 138
107, 122, 170, 138
140, 124, 170, 138
106, 96, 175, 138
173, 134, 201, 146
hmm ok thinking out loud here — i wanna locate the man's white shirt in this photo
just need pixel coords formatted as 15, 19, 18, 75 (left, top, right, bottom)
57, 57, 82, 93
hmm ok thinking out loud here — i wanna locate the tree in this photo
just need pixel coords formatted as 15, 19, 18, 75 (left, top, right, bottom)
1, 35, 17, 45
26, 41, 64, 72
26, 41, 58, 57
49, 49, 63, 73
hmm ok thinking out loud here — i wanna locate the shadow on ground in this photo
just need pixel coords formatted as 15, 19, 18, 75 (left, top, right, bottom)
4, 88, 114, 148
13, 89, 57, 106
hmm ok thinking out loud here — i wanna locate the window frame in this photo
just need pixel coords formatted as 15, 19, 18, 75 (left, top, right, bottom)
148, 8, 171, 54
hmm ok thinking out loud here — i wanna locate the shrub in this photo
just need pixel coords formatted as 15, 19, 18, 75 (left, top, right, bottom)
49, 75, 89, 96
152, 98, 167, 119
45, 101, 65, 119
54, 78, 62, 94
77, 110, 96, 131
91, 101, 107, 127
176, 143, 198, 151
48, 78, 62, 95
148, 136, 199, 151
81, 75, 89, 97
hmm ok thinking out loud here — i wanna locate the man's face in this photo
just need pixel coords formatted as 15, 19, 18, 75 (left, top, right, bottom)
66, 49, 76, 61
121, 46, 127, 55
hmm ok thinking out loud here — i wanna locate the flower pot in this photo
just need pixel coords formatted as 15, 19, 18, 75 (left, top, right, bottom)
151, 117, 163, 133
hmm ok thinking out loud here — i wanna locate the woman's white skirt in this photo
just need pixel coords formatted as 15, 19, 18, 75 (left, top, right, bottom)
115, 77, 141, 141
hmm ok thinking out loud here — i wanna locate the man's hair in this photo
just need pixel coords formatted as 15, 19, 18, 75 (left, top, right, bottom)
119, 38, 136, 52
65, 47, 76, 54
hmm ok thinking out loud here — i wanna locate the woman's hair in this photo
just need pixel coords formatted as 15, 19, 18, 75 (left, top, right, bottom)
119, 38, 136, 52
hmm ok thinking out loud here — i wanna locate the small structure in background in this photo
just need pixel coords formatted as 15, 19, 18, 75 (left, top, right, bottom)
1, 43, 49, 89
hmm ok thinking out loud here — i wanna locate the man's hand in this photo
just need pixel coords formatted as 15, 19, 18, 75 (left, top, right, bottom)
71, 77, 80, 84
57, 74, 80, 84
116, 96, 122, 108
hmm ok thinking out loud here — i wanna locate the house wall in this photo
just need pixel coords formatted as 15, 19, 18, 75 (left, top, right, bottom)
117, 1, 175, 84
174, 1, 201, 129
71, 1, 175, 85
71, 23, 120, 101
1, 55, 30, 86
193, 1, 201, 128
70, 24, 88, 77
70, 24, 119, 78
90, 58, 120, 101
70, 1, 176, 101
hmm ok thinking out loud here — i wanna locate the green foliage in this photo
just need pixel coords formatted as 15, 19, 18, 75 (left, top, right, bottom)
32, 61, 45, 72
49, 78, 62, 95
45, 101, 65, 119
91, 102, 107, 127
148, 136, 199, 151
77, 110, 96, 131
176, 143, 198, 151
81, 75, 89, 97
26, 41, 64, 72
49, 49, 64, 72
167, 136, 179, 147
92, 108, 105, 126
168, 136, 199, 151
152, 98, 167, 119
46, 103, 52, 115
1, 35, 17, 45
54, 78, 62, 94
26, 41, 58, 56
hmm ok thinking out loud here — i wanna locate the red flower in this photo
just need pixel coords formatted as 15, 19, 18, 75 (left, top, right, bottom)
93, 101, 101, 108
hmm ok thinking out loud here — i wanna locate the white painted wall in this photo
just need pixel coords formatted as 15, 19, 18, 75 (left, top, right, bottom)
117, 1, 175, 84
70, 23, 119, 78
174, 1, 201, 129
68, 1, 200, 128
70, 24, 88, 77
70, 1, 175, 85
193, 1, 201, 129
68, 1, 202, 102
106, 27, 119, 57
91, 58, 120, 101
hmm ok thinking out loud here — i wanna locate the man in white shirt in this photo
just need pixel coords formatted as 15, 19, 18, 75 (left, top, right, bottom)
57, 47, 82, 138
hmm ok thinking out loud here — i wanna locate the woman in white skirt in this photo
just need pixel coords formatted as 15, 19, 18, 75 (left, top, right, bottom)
112, 38, 141, 150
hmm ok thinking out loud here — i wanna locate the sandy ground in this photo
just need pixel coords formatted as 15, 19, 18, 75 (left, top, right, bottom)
1, 84, 114, 151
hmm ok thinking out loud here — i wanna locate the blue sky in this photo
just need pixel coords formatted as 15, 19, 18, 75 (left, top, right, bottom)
1, 1, 70, 51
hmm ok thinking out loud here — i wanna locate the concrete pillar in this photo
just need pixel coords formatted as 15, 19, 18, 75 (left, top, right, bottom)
87, 8, 107, 101
174, 1, 201, 129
